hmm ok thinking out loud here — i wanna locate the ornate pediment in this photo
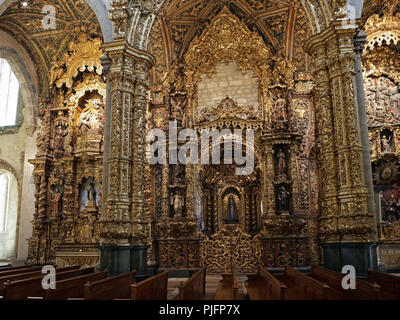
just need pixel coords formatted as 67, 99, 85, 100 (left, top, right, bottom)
364, 1, 400, 51
195, 97, 263, 130
50, 33, 103, 89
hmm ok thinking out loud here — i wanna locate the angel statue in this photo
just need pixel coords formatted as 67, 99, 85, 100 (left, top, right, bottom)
171, 97, 186, 127
381, 135, 392, 153
78, 99, 104, 136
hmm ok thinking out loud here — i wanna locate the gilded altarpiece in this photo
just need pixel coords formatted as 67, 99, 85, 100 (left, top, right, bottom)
364, 2, 400, 270
27, 34, 105, 267
147, 8, 320, 272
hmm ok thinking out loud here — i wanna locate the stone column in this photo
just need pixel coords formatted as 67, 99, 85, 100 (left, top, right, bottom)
305, 39, 340, 243
354, 31, 377, 225
100, 40, 155, 278
100, 54, 112, 219
305, 21, 377, 276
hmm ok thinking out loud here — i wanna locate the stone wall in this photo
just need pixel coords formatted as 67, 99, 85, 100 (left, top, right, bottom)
197, 61, 259, 115
0, 30, 38, 261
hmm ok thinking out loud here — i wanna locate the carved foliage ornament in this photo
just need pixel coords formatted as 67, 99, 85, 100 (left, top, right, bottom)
50, 33, 103, 89
364, 0, 400, 51
183, 7, 295, 95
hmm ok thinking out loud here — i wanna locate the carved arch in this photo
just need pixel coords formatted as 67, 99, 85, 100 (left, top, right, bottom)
118, 0, 341, 51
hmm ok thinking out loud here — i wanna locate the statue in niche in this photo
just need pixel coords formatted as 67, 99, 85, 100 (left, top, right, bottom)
278, 186, 290, 214
170, 192, 185, 218
170, 97, 186, 127
51, 189, 62, 214
386, 192, 398, 222
79, 178, 98, 211
87, 183, 97, 208
225, 194, 239, 223
53, 112, 68, 153
275, 95, 287, 121
380, 191, 387, 221
276, 149, 287, 177
78, 99, 104, 136
381, 135, 392, 153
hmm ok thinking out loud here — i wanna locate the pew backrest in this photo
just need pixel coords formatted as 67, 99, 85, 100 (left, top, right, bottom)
312, 265, 380, 300
0, 265, 80, 297
131, 271, 168, 300
4, 267, 95, 300
259, 267, 287, 300
286, 267, 329, 300
368, 270, 400, 296
45, 271, 108, 300
176, 268, 206, 300
0, 267, 42, 278
84, 271, 136, 300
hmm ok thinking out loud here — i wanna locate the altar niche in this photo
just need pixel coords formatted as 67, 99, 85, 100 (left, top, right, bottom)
200, 162, 261, 236
220, 187, 242, 225
79, 177, 100, 212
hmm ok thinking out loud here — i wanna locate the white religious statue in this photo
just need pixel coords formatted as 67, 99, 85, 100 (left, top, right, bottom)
170, 192, 185, 218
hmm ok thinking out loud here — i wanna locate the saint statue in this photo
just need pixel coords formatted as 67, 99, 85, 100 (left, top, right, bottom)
275, 96, 287, 121
51, 189, 62, 214
277, 149, 287, 176
380, 191, 387, 221
170, 192, 185, 218
278, 186, 290, 213
381, 135, 392, 153
225, 195, 239, 223
87, 183, 97, 207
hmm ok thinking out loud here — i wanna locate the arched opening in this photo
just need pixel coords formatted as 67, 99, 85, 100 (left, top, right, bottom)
0, 58, 19, 127
0, 168, 18, 260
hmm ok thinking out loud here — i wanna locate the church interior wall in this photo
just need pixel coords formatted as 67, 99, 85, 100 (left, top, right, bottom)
0, 30, 38, 262
197, 61, 259, 114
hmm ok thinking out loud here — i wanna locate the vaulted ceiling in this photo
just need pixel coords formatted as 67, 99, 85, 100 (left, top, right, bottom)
148, 0, 311, 86
0, 0, 102, 96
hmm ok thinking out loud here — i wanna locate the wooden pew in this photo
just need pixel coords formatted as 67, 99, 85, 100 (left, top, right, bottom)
278, 267, 330, 300
310, 265, 381, 300
367, 270, 400, 300
173, 268, 206, 300
0, 266, 42, 278
247, 266, 287, 300
4, 267, 94, 300
0, 265, 36, 272
83, 271, 136, 300
214, 269, 239, 300
44, 271, 108, 300
0, 265, 79, 297
131, 271, 168, 300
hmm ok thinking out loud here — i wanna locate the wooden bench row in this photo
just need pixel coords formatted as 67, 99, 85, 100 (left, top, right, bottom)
213, 268, 239, 300
247, 265, 400, 300
0, 264, 209, 300
173, 268, 206, 300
